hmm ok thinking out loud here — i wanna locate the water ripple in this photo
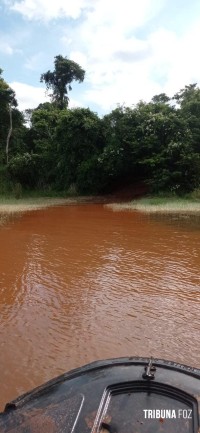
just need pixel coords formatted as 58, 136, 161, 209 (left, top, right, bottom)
0, 205, 200, 409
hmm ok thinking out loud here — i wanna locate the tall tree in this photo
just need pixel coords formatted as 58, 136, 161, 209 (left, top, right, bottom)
40, 55, 85, 109
173, 83, 200, 107
0, 69, 17, 163
174, 84, 200, 154
152, 93, 170, 104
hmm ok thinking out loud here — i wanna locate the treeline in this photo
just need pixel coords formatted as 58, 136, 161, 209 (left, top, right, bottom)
1, 57, 200, 195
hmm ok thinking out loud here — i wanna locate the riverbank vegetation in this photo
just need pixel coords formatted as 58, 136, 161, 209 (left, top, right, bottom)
106, 194, 200, 214
1, 56, 200, 202
0, 195, 107, 226
0, 197, 70, 226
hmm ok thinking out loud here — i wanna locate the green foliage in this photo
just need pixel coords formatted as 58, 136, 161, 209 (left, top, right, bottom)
76, 156, 106, 193
40, 55, 85, 109
0, 70, 17, 107
0, 165, 13, 194
152, 93, 170, 104
0, 71, 17, 162
173, 84, 200, 107
175, 85, 200, 154
12, 182, 22, 199
66, 183, 78, 196
101, 106, 140, 187
1, 60, 200, 197
55, 107, 105, 190
0, 70, 26, 164
23, 104, 62, 187
8, 153, 41, 187
190, 188, 200, 200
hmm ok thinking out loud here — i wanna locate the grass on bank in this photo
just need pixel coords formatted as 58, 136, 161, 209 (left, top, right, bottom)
0, 196, 78, 226
0, 193, 107, 226
106, 195, 200, 214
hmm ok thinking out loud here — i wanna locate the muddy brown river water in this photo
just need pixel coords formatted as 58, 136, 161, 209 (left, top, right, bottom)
0, 204, 200, 410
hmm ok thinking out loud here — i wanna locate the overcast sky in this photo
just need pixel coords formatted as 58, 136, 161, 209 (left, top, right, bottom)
1, 0, 200, 114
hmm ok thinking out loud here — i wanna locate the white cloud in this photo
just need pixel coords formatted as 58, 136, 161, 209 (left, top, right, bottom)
163, 20, 200, 96
83, 67, 162, 111
24, 53, 44, 71
84, 0, 164, 35
6, 0, 164, 24
0, 41, 14, 55
66, 12, 200, 111
69, 98, 84, 109
5, 0, 200, 113
10, 81, 83, 111
8, 0, 93, 20
59, 0, 166, 110
69, 51, 88, 70
10, 82, 49, 110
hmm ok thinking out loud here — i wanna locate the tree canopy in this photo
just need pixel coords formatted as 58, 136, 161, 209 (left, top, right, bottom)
1, 60, 200, 197
40, 55, 85, 109
0, 70, 24, 164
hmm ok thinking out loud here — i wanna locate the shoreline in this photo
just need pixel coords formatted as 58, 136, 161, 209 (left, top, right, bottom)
105, 197, 200, 215
1, 195, 200, 226
0, 196, 107, 225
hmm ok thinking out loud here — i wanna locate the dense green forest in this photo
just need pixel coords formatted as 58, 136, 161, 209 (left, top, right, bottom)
1, 55, 200, 197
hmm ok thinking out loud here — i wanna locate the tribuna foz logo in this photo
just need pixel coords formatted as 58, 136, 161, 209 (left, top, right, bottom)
143, 409, 192, 419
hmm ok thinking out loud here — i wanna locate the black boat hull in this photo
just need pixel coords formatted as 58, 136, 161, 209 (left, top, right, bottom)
0, 357, 200, 432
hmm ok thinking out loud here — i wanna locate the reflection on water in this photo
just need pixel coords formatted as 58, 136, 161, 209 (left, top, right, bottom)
152, 212, 200, 231
0, 205, 200, 410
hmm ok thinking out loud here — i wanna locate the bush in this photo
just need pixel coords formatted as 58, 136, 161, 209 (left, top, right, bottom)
0, 165, 13, 194
12, 182, 22, 199
67, 183, 78, 196
76, 157, 107, 194
8, 153, 40, 187
190, 188, 200, 200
